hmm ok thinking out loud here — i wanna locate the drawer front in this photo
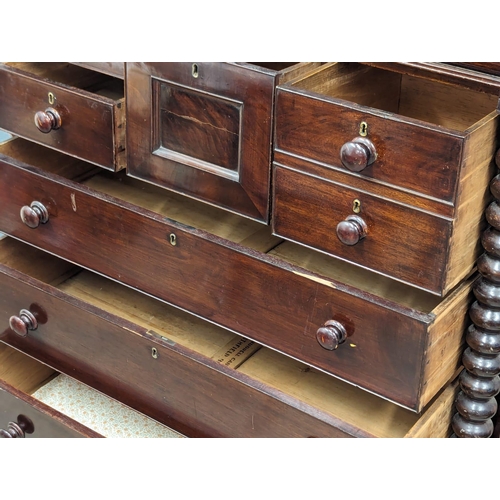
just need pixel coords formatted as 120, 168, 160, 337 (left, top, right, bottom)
0, 264, 360, 438
0, 64, 124, 170
275, 88, 463, 203
272, 164, 452, 294
126, 62, 276, 222
0, 381, 98, 438
0, 155, 444, 410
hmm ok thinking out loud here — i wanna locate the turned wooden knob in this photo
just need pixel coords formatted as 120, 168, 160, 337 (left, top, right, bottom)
9, 309, 38, 337
340, 137, 377, 172
316, 320, 347, 350
0, 415, 35, 438
34, 107, 62, 133
336, 215, 367, 246
20, 201, 49, 228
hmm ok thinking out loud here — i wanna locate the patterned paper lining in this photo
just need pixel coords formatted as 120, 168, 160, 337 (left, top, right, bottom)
33, 374, 185, 438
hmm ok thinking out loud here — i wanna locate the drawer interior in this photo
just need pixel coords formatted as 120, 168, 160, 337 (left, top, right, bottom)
289, 62, 499, 131
248, 63, 299, 71
3, 62, 124, 101
269, 241, 443, 313
0, 236, 452, 438
246, 62, 324, 84
0, 343, 183, 438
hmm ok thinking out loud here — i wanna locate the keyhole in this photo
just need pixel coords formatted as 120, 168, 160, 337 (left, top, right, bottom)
192, 63, 199, 78
151, 347, 158, 359
48, 92, 56, 105
352, 199, 361, 213
169, 233, 177, 246
359, 122, 368, 136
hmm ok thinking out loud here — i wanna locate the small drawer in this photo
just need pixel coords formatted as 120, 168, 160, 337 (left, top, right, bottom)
0, 237, 458, 437
0, 62, 125, 170
0, 139, 474, 410
126, 62, 321, 222
0, 345, 182, 438
272, 164, 452, 294
275, 62, 499, 203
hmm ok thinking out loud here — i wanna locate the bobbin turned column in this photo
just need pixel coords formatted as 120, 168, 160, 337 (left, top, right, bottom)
452, 149, 500, 438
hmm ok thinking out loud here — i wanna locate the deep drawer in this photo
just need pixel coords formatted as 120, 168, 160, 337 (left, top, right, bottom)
125, 62, 320, 222
0, 237, 458, 437
0, 62, 125, 170
0, 139, 473, 410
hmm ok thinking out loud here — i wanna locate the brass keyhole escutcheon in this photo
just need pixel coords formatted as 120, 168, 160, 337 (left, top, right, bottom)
151, 347, 158, 359
359, 122, 368, 137
192, 63, 199, 78
169, 233, 177, 246
48, 92, 56, 105
352, 199, 361, 213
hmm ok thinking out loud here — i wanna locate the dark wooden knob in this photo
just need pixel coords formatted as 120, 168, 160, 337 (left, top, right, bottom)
9, 309, 38, 337
340, 137, 377, 172
0, 415, 35, 438
34, 107, 62, 133
20, 201, 49, 228
316, 320, 347, 350
336, 215, 367, 246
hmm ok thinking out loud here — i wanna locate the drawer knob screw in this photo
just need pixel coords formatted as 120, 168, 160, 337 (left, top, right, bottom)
20, 201, 49, 229
336, 215, 367, 246
340, 137, 377, 172
316, 320, 347, 351
34, 107, 62, 133
8, 309, 38, 337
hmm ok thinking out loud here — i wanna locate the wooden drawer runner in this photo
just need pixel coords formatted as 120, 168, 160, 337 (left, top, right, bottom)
0, 237, 458, 437
0, 62, 125, 170
0, 139, 473, 411
125, 62, 320, 222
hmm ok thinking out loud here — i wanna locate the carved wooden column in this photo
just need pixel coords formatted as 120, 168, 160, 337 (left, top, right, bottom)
452, 149, 500, 438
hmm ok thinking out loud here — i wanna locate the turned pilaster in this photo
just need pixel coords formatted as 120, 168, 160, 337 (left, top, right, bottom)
452, 149, 500, 438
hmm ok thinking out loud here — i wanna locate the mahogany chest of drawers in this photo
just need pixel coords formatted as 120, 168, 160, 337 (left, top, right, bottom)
0, 62, 499, 438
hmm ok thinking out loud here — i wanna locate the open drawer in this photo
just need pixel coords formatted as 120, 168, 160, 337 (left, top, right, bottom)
0, 344, 182, 438
0, 138, 474, 411
0, 62, 125, 171
0, 236, 458, 438
273, 62, 500, 295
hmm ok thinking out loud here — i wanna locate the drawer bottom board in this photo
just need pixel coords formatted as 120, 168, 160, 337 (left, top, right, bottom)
33, 374, 184, 438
